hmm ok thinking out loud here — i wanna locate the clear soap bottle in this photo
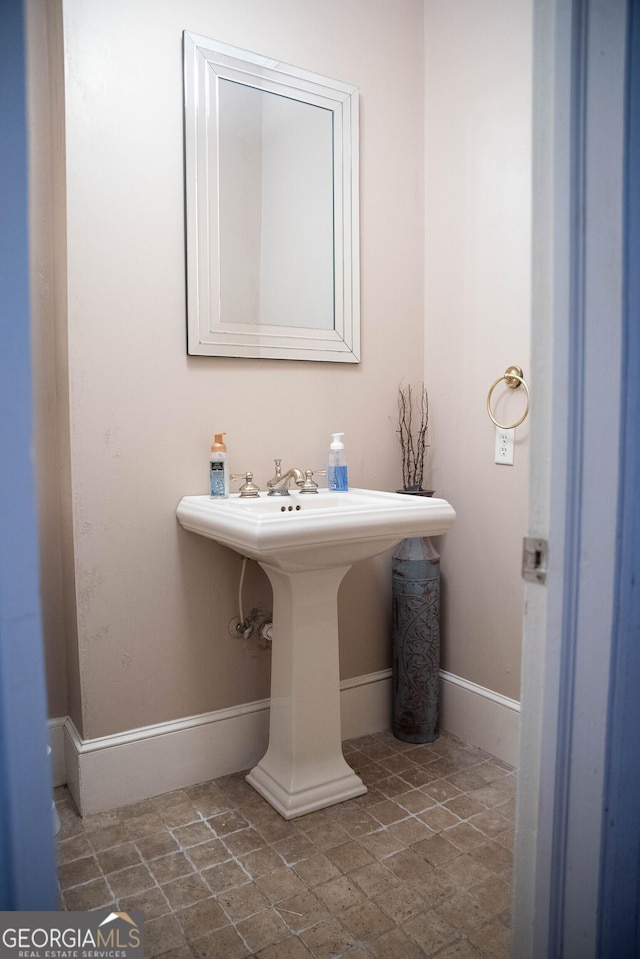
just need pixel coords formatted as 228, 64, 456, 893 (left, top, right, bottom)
209, 433, 229, 498
328, 432, 348, 491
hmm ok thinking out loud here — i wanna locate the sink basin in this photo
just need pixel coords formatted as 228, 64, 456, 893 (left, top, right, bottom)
177, 488, 455, 572
177, 487, 455, 819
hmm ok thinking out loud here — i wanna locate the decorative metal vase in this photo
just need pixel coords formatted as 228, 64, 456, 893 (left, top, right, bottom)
392, 495, 441, 743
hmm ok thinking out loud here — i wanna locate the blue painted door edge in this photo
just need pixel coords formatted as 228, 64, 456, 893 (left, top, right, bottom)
0, 0, 58, 908
598, 0, 640, 954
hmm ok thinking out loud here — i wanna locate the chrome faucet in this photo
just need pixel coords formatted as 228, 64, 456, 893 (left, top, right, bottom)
266, 459, 305, 495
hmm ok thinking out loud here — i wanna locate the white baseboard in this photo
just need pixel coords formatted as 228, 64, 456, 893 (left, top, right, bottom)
50, 669, 519, 815
47, 716, 67, 787
439, 670, 520, 768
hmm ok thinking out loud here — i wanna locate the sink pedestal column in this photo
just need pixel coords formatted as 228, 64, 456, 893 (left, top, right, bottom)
246, 563, 367, 819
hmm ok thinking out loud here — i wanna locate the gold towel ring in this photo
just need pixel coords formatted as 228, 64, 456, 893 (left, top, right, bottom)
487, 365, 530, 430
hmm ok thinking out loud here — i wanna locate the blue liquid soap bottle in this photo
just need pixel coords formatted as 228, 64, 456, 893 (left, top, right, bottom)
328, 432, 348, 492
209, 432, 229, 498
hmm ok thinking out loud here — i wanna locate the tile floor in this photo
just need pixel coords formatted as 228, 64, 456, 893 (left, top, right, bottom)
55, 730, 515, 958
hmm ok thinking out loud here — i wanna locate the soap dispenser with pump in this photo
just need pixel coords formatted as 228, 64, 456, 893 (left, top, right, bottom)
328, 432, 348, 492
209, 433, 229, 498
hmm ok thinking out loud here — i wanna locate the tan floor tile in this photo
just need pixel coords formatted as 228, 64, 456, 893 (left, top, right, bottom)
299, 917, 356, 959
255, 866, 308, 904
117, 798, 157, 820
222, 826, 265, 857
237, 908, 294, 954
276, 890, 329, 932
218, 881, 270, 921
377, 753, 417, 775
314, 874, 367, 913
303, 822, 352, 851
57, 855, 101, 889
350, 861, 401, 899
291, 853, 341, 888
468, 783, 512, 808
186, 838, 231, 870
156, 802, 201, 829
190, 923, 249, 958
107, 863, 155, 898
469, 839, 513, 874
374, 882, 427, 924
175, 896, 229, 940
148, 851, 195, 884
399, 764, 441, 788
467, 875, 512, 915
422, 779, 463, 803
403, 908, 459, 954
358, 828, 406, 859
413, 832, 461, 865
434, 939, 484, 958
272, 832, 318, 865
395, 789, 434, 814
358, 741, 398, 762
144, 914, 189, 959
162, 873, 213, 910
385, 816, 433, 847
82, 808, 122, 832
56, 731, 516, 954
56, 833, 93, 864
96, 841, 142, 874
118, 885, 172, 920
418, 804, 460, 832
325, 839, 374, 873
385, 847, 437, 886
436, 891, 492, 933
124, 811, 167, 839
206, 810, 249, 837
469, 917, 511, 959
444, 795, 487, 819
377, 775, 413, 798
173, 821, 216, 848
202, 859, 249, 895
340, 898, 395, 941
443, 822, 486, 852
364, 925, 430, 959
88, 822, 131, 851
425, 757, 460, 779
333, 807, 380, 839
255, 936, 313, 958
136, 831, 180, 860
368, 800, 407, 827
238, 844, 284, 879
439, 853, 492, 888
468, 807, 511, 839
355, 786, 387, 809
62, 877, 114, 911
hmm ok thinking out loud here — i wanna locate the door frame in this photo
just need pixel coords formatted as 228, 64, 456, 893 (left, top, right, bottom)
513, 0, 635, 954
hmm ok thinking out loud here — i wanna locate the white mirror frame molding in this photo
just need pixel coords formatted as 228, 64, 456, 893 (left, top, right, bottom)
183, 32, 360, 362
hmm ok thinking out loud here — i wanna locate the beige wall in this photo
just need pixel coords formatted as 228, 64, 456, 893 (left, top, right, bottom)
424, 0, 532, 701
31, 0, 531, 741
32, 0, 427, 739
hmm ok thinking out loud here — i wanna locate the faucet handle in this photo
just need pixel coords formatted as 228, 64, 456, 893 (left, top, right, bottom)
298, 469, 327, 493
230, 472, 261, 497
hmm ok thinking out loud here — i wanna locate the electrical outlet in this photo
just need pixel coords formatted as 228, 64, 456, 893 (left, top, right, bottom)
495, 426, 515, 465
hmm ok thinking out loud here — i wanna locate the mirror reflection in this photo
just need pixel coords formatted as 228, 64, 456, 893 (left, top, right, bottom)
218, 80, 334, 331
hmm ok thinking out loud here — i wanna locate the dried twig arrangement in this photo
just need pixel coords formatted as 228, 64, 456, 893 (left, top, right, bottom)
397, 383, 429, 490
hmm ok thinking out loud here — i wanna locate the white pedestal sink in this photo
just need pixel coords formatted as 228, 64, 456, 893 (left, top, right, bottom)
177, 488, 455, 818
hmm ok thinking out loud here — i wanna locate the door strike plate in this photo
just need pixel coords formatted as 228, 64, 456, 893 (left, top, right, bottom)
522, 537, 548, 584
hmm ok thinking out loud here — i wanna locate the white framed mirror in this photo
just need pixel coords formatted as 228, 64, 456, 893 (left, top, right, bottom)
183, 32, 360, 362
